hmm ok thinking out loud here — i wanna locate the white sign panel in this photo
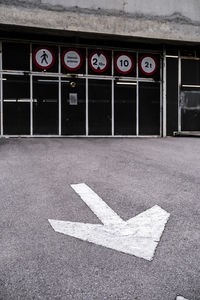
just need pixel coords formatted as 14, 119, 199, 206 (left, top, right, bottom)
139, 55, 158, 76
49, 183, 170, 261
62, 49, 83, 71
115, 53, 134, 74
33, 47, 55, 70
69, 93, 78, 105
89, 51, 109, 73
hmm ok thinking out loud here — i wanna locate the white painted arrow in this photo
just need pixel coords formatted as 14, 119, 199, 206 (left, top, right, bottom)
48, 183, 170, 261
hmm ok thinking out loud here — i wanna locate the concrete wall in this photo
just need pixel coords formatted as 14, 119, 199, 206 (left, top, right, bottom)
0, 0, 200, 43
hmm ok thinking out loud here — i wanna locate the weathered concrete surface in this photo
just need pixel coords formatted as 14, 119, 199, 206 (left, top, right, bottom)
0, 0, 200, 43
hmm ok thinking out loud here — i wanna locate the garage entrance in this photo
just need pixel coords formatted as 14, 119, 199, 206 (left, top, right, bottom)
0, 41, 162, 137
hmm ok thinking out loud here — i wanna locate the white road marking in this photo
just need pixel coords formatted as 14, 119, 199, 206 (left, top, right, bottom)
176, 296, 189, 300
49, 183, 170, 261
71, 183, 125, 226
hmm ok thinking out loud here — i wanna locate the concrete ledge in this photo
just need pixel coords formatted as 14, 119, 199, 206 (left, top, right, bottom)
0, 4, 200, 43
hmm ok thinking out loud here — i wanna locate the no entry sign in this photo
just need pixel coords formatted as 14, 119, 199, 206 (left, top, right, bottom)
33, 47, 55, 70
115, 53, 134, 75
89, 51, 109, 73
139, 55, 158, 76
62, 49, 83, 71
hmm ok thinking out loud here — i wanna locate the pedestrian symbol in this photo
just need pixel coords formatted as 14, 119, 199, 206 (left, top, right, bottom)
33, 47, 55, 70
41, 51, 48, 65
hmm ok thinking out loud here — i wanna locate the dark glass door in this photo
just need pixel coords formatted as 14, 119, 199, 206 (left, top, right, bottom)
33, 77, 58, 135
3, 75, 30, 135
88, 79, 111, 135
139, 82, 160, 135
61, 78, 86, 135
114, 81, 136, 135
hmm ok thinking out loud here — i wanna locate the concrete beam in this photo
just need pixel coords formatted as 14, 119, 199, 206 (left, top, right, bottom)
0, 1, 199, 43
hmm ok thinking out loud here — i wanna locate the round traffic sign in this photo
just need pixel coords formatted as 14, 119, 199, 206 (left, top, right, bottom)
115, 53, 134, 75
62, 49, 83, 71
139, 55, 158, 76
89, 51, 109, 73
33, 47, 55, 70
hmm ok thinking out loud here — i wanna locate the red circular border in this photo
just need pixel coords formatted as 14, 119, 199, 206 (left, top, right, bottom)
89, 51, 109, 73
62, 48, 83, 71
139, 55, 158, 76
115, 53, 135, 75
33, 47, 56, 70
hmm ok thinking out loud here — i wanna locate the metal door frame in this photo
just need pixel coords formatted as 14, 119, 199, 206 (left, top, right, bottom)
178, 54, 200, 134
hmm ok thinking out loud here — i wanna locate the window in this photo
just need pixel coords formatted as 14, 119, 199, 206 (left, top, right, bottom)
2, 42, 30, 71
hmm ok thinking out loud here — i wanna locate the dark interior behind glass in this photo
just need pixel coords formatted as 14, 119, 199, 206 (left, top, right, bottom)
33, 77, 58, 134
166, 58, 178, 135
2, 42, 30, 71
61, 78, 86, 135
88, 80, 111, 135
114, 81, 136, 135
3, 75, 30, 135
181, 59, 200, 85
139, 82, 160, 135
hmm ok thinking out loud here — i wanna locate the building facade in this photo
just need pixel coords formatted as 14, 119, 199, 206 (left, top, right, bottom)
0, 0, 200, 137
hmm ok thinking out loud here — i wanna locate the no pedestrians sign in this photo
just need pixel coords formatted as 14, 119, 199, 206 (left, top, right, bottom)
33, 47, 55, 70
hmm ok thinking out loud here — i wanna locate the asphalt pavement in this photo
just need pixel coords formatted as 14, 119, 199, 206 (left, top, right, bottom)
0, 137, 199, 300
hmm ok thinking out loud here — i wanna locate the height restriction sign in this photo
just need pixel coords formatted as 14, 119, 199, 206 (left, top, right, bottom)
62, 49, 83, 71
89, 51, 109, 73
115, 53, 134, 75
33, 47, 55, 70
139, 55, 158, 76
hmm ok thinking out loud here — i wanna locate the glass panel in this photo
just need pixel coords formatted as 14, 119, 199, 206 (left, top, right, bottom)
61, 78, 86, 135
166, 49, 178, 56
139, 82, 160, 135
0, 77, 1, 134
166, 58, 178, 135
196, 51, 200, 59
33, 77, 58, 135
2, 42, 30, 71
88, 79, 111, 135
181, 89, 200, 131
180, 50, 196, 57
114, 81, 136, 135
3, 75, 30, 135
181, 59, 200, 85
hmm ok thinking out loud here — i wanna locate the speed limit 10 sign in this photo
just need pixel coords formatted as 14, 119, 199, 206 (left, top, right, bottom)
115, 53, 134, 75
139, 55, 158, 76
89, 51, 109, 73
